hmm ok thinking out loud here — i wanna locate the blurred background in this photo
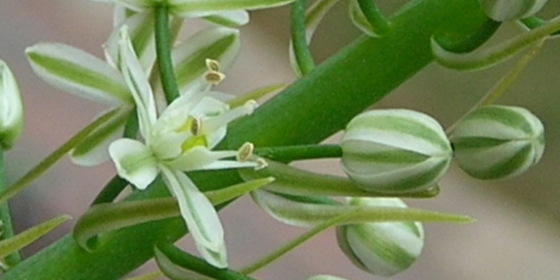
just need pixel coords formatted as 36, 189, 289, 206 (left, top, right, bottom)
1, 0, 559, 279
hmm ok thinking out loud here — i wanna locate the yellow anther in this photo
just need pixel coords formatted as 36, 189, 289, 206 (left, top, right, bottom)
206, 58, 221, 72
205, 70, 226, 85
236, 142, 254, 162
190, 117, 201, 136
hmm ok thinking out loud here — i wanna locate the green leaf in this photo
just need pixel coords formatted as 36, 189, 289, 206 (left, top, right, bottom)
0, 215, 71, 260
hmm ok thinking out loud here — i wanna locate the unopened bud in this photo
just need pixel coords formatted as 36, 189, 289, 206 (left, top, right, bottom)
336, 197, 424, 277
0, 60, 23, 150
451, 105, 545, 179
341, 109, 452, 193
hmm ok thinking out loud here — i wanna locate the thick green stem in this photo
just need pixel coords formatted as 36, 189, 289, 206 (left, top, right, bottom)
0, 150, 22, 266
154, 5, 180, 104
2, 1, 490, 279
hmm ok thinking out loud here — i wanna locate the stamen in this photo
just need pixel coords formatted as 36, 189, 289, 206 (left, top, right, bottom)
205, 70, 226, 85
206, 58, 221, 72
236, 142, 254, 162
201, 100, 258, 134
255, 158, 268, 170
190, 117, 201, 136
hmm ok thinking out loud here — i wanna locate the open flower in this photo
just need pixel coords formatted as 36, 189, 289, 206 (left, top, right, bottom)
26, 14, 240, 165
108, 27, 260, 268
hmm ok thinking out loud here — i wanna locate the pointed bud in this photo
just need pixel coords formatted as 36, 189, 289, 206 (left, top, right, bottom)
341, 109, 452, 194
451, 105, 545, 179
479, 0, 549, 21
0, 60, 23, 149
336, 198, 424, 277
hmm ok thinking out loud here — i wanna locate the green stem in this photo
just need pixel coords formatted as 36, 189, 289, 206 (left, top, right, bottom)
434, 17, 500, 53
1, 1, 491, 279
356, 0, 391, 36
154, 5, 180, 104
0, 149, 22, 266
0, 108, 122, 207
520, 16, 560, 36
291, 0, 315, 75
255, 144, 342, 162
156, 242, 259, 280
240, 210, 359, 275
240, 159, 440, 198
90, 176, 129, 206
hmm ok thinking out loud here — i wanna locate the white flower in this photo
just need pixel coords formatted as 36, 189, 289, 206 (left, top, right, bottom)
26, 18, 240, 166
108, 27, 259, 268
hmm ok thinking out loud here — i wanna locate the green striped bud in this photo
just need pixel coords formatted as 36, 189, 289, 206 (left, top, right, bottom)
0, 60, 23, 150
336, 198, 424, 277
341, 109, 452, 193
479, 0, 549, 21
451, 105, 545, 180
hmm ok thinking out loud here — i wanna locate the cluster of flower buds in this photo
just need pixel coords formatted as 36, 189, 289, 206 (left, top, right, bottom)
478, 0, 549, 21
341, 106, 545, 187
333, 105, 544, 276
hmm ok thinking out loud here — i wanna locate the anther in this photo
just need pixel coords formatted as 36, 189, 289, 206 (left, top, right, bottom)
206, 58, 220, 72
205, 70, 226, 85
236, 142, 254, 162
190, 118, 201, 136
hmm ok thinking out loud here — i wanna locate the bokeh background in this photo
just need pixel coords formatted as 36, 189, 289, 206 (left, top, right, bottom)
1, 1, 559, 279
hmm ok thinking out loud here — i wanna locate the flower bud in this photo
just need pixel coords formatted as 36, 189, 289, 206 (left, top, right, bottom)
336, 198, 424, 277
0, 60, 23, 150
479, 0, 549, 21
341, 109, 452, 194
451, 105, 544, 180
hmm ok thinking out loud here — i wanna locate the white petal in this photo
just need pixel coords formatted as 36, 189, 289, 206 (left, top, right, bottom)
119, 26, 158, 141
26, 43, 132, 105
109, 138, 158, 190
160, 166, 227, 268
111, 0, 155, 11
169, 0, 295, 15
105, 11, 156, 72
202, 10, 250, 27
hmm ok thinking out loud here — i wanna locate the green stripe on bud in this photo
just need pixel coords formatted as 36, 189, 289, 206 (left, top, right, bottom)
336, 198, 424, 277
479, 0, 549, 21
341, 109, 452, 193
0, 60, 23, 149
451, 105, 545, 179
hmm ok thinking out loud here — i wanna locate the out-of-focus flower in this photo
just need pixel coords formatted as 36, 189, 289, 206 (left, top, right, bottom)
451, 105, 545, 179
479, 0, 549, 21
340, 109, 452, 194
336, 197, 424, 277
0, 60, 23, 150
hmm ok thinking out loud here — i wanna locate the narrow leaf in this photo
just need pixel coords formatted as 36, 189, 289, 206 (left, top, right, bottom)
0, 215, 71, 259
